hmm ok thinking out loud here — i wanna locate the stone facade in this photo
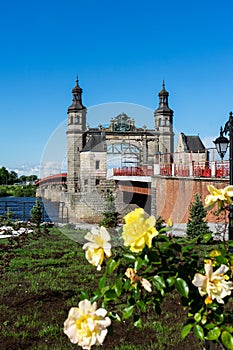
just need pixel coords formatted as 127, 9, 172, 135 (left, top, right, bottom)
175, 132, 208, 164
62, 78, 175, 223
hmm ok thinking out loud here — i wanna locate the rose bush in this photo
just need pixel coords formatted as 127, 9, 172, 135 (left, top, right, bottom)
64, 186, 233, 349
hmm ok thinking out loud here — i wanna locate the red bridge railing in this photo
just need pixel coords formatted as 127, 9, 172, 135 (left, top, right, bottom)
113, 166, 154, 176
36, 161, 230, 187
114, 161, 230, 179
35, 173, 67, 187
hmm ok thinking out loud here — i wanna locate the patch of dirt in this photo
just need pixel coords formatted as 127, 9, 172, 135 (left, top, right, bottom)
0, 289, 208, 350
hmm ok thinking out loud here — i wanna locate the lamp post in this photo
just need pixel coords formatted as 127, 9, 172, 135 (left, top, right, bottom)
213, 111, 233, 241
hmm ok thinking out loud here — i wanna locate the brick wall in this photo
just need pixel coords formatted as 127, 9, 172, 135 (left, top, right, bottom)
153, 176, 229, 223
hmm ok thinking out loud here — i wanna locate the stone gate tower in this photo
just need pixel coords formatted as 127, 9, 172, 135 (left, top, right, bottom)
63, 77, 175, 222
154, 81, 174, 159
66, 77, 86, 192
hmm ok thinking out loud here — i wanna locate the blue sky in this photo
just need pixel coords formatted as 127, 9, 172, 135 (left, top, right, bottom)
0, 0, 233, 175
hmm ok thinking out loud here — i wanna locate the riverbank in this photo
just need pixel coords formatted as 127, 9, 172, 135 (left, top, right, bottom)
0, 184, 36, 197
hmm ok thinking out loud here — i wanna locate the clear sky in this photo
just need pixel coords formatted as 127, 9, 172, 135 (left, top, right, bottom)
0, 0, 233, 176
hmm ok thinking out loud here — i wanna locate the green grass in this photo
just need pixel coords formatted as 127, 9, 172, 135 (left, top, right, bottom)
0, 228, 204, 350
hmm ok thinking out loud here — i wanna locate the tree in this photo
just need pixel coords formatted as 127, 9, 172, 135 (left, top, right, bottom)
0, 167, 9, 185
30, 198, 43, 228
8, 171, 18, 185
186, 193, 211, 239
100, 192, 118, 228
19, 175, 27, 184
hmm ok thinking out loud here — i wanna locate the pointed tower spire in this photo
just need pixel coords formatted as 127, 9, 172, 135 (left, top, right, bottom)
154, 82, 174, 155
158, 80, 169, 107
68, 76, 86, 111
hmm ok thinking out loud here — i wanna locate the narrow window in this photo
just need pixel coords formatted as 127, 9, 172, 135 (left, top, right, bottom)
95, 160, 100, 169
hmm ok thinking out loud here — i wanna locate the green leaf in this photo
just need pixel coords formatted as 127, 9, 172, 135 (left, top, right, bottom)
152, 275, 166, 290
224, 327, 233, 334
181, 323, 193, 340
123, 253, 136, 261
80, 290, 89, 300
194, 312, 202, 323
202, 233, 212, 243
175, 278, 189, 298
201, 315, 207, 325
104, 289, 117, 301
206, 327, 221, 341
132, 288, 140, 300
214, 313, 224, 325
122, 305, 134, 320
134, 317, 142, 328
107, 259, 120, 274
124, 278, 131, 290
114, 278, 123, 297
144, 265, 153, 274
166, 276, 176, 287
221, 331, 233, 350
193, 324, 204, 340
98, 273, 106, 290
136, 300, 146, 312
134, 257, 144, 272
109, 312, 121, 322
215, 255, 228, 265
92, 290, 102, 300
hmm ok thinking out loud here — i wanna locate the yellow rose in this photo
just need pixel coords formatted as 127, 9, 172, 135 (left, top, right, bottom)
122, 208, 158, 252
192, 260, 233, 304
205, 185, 233, 210
64, 299, 111, 349
83, 226, 112, 270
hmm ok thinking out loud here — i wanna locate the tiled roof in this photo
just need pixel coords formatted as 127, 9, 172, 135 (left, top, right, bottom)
181, 133, 206, 152
81, 135, 106, 152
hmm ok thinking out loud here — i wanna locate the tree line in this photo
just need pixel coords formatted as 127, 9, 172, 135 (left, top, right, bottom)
0, 167, 38, 185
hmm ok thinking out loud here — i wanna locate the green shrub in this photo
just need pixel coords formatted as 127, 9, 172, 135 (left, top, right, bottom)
186, 193, 211, 239
30, 199, 43, 228
100, 192, 118, 228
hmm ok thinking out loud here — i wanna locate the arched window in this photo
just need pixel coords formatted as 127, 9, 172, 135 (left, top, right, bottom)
106, 142, 140, 169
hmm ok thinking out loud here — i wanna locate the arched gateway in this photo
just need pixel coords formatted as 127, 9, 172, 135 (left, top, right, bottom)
63, 77, 174, 222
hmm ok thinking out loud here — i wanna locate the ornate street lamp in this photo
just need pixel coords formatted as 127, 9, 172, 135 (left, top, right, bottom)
213, 127, 229, 160
213, 111, 233, 241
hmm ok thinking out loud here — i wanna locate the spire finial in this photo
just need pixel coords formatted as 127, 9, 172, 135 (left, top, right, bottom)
162, 80, 165, 90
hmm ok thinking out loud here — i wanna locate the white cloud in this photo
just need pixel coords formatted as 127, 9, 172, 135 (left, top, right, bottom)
39, 161, 67, 178
8, 164, 41, 177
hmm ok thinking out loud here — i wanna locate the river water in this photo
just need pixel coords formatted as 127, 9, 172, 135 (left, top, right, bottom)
0, 197, 60, 222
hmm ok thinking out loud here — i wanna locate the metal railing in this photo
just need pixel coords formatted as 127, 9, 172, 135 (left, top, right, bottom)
113, 161, 230, 179
113, 166, 154, 176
